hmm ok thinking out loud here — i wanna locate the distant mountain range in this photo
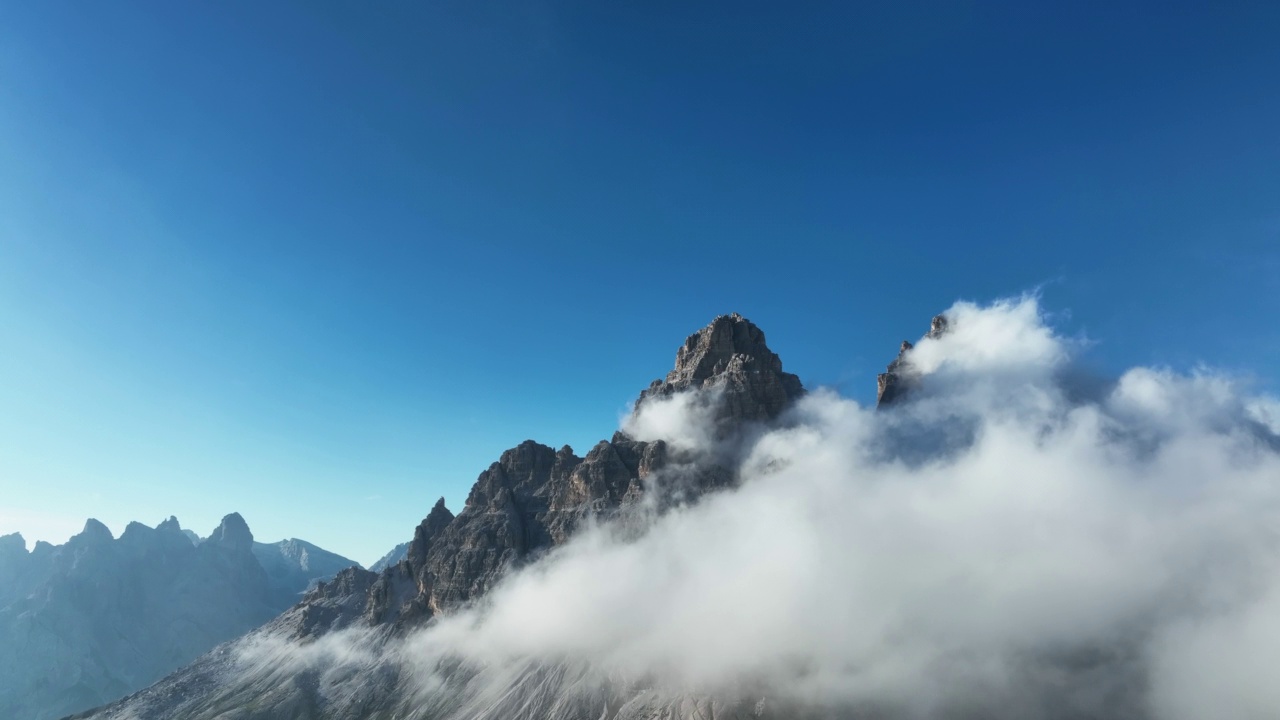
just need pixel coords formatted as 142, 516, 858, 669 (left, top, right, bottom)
0, 513, 358, 720
368, 541, 410, 573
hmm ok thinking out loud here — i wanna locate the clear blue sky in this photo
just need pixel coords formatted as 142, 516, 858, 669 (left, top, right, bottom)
1, 1, 1277, 566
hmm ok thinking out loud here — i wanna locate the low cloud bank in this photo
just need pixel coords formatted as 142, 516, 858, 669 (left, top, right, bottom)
242, 297, 1280, 719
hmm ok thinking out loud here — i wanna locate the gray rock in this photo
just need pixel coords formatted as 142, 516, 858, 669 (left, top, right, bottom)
252, 538, 361, 607
638, 312, 804, 430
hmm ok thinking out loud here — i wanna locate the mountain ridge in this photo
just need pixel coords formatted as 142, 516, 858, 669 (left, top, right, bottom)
0, 513, 359, 720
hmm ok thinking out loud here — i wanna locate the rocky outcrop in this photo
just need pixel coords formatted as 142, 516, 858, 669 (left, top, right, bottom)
0, 514, 356, 720
204, 512, 254, 554
639, 313, 803, 429
876, 313, 949, 407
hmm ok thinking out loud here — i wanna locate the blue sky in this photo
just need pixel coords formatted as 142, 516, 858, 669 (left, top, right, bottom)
1, 1, 1277, 566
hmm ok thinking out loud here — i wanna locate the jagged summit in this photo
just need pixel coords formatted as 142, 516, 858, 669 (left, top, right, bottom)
877, 312, 951, 407
206, 512, 254, 552
157, 516, 183, 533
638, 312, 803, 424
0, 532, 25, 551
75, 518, 114, 544
406, 497, 454, 574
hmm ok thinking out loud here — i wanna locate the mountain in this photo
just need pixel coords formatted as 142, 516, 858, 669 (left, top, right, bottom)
70, 313, 806, 720
0, 514, 357, 720
876, 313, 948, 406
368, 541, 409, 573
253, 538, 362, 607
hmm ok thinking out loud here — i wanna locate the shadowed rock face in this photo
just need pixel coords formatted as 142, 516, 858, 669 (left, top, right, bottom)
71, 313, 809, 720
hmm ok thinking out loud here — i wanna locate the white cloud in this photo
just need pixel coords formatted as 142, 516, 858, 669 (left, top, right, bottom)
621, 386, 721, 452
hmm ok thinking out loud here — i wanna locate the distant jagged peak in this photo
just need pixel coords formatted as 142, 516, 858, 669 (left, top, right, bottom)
0, 531, 26, 554
156, 515, 183, 534
120, 521, 154, 541
636, 312, 804, 426
205, 512, 254, 553
877, 312, 953, 407
120, 517, 194, 549
74, 518, 115, 544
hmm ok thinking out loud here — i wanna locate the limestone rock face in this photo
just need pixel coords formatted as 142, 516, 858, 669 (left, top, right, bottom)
638, 313, 804, 428
876, 313, 950, 407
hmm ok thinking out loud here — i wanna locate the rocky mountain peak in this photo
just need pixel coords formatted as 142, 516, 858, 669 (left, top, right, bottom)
406, 498, 455, 570
206, 512, 254, 553
637, 313, 804, 425
0, 532, 25, 556
120, 521, 153, 543
929, 313, 949, 338
668, 313, 782, 384
156, 516, 183, 534
75, 518, 115, 544
877, 312, 952, 407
